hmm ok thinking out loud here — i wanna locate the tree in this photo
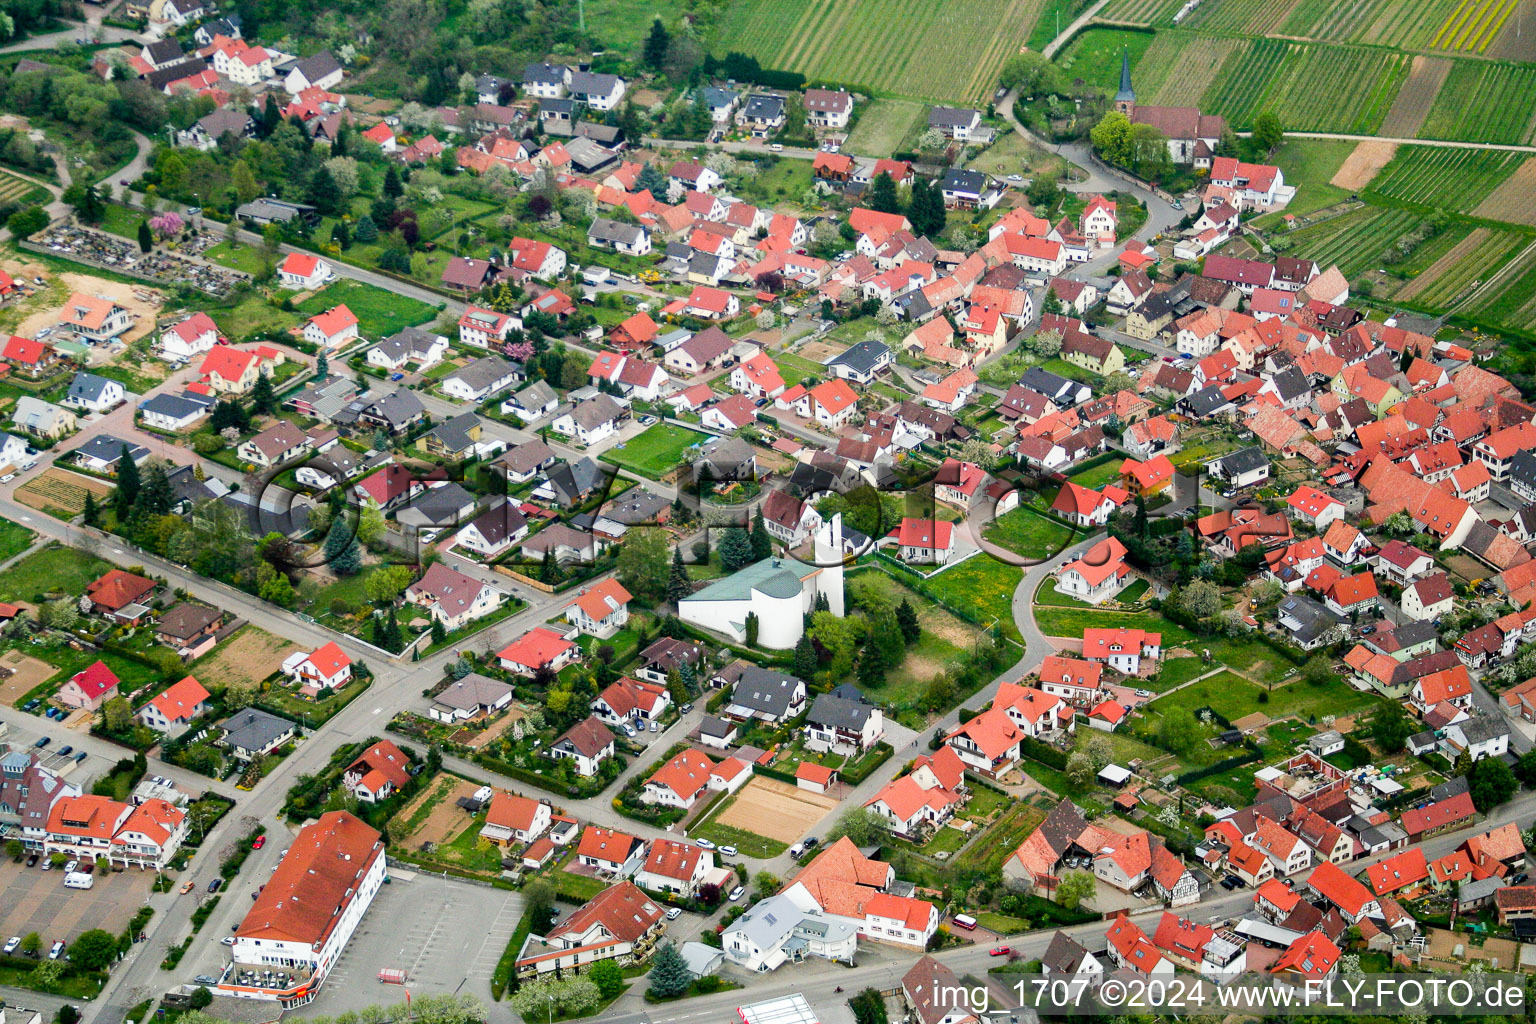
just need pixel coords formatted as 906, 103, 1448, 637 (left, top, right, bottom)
316, 351, 329, 381
430, 618, 447, 644
1157, 710, 1199, 754
589, 959, 624, 999
999, 52, 1056, 96
1302, 655, 1333, 686
20, 932, 41, 957
136, 219, 153, 252
719, 527, 754, 572
1028, 329, 1062, 357
644, 17, 671, 68
6, 206, 49, 238
1090, 111, 1135, 167
827, 806, 890, 845
666, 547, 691, 604
250, 371, 276, 414
38, 599, 79, 631
749, 508, 773, 561
114, 444, 141, 519
856, 642, 884, 688
896, 599, 921, 645
189, 987, 214, 1010
793, 634, 817, 678
958, 436, 998, 469
617, 527, 670, 604
30, 958, 63, 988
907, 178, 946, 237
867, 171, 899, 214
6, 838, 22, 860
745, 611, 760, 647
69, 928, 118, 971
64, 183, 105, 224
1103, 370, 1135, 394
82, 491, 100, 527
102, 696, 132, 733
539, 548, 563, 584
354, 214, 378, 243
1056, 869, 1096, 910
323, 518, 361, 575
1370, 704, 1413, 754
754, 870, 780, 897
1065, 750, 1096, 787
647, 942, 692, 998
1251, 112, 1285, 154
1176, 579, 1222, 621
383, 164, 404, 200
1468, 757, 1517, 812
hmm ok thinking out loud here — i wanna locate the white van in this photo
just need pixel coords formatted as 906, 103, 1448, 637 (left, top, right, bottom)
64, 872, 94, 889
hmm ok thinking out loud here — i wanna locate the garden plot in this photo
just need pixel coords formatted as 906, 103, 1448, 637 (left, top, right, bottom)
845, 99, 926, 156
14, 469, 113, 520
194, 625, 302, 691
0, 650, 55, 706
1283, 204, 1422, 277
400, 775, 484, 847
1417, 61, 1536, 144
712, 776, 837, 843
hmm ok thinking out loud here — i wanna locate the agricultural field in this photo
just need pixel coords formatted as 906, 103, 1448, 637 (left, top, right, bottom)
1133, 34, 1247, 106
1281, 204, 1424, 277
1431, 0, 1521, 52
1394, 226, 1529, 306
1365, 147, 1525, 213
1282, 0, 1462, 48
1181, 0, 1300, 34
1378, 57, 1453, 137
1474, 158, 1536, 226
1096, 0, 1190, 26
1197, 38, 1409, 133
711, 0, 1046, 104
0, 170, 48, 208
1416, 61, 1536, 143
1461, 242, 1536, 330
845, 99, 927, 156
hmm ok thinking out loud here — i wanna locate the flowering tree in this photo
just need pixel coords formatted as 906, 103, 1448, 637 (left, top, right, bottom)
505, 339, 535, 363
149, 212, 183, 240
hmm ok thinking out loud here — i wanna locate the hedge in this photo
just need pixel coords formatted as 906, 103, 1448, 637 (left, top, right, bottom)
839, 742, 894, 785
1019, 736, 1069, 771
1176, 748, 1262, 784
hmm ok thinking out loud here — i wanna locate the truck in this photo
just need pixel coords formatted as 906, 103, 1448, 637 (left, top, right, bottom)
377, 968, 408, 985
64, 872, 94, 889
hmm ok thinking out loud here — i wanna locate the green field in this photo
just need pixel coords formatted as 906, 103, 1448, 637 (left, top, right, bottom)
598, 423, 709, 480
1431, 0, 1522, 52
923, 556, 1023, 641
711, 0, 1047, 104
1147, 670, 1385, 722
1463, 245, 1536, 331
1067, 457, 1125, 490
1282, 205, 1424, 277
1261, 139, 1358, 220
1096, 0, 1190, 26
0, 545, 112, 603
294, 280, 439, 340
984, 507, 1078, 561
1055, 27, 1159, 93
845, 99, 926, 156
1181, 0, 1302, 34
0, 170, 51, 209
1281, 0, 1463, 47
1400, 227, 1528, 308
1033, 605, 1196, 645
1366, 147, 1525, 212
1417, 61, 1536, 143
202, 241, 270, 277
0, 521, 36, 565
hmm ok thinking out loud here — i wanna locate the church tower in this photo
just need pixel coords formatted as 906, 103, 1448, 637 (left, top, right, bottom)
1113, 48, 1136, 116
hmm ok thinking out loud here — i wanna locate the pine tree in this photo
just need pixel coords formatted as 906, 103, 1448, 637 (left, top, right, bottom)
251, 371, 276, 415
316, 351, 329, 381
431, 618, 446, 644
896, 598, 921, 645
331, 219, 350, 251
81, 491, 100, 527
867, 172, 899, 214
260, 93, 282, 136
873, 610, 905, 670
643, 18, 671, 68
354, 215, 378, 243
323, 519, 361, 575
539, 549, 563, 583
679, 661, 697, 693
309, 166, 342, 217
113, 445, 141, 519
750, 508, 772, 561
857, 643, 883, 687
136, 220, 152, 253
814, 590, 830, 613
745, 611, 759, 647
370, 428, 392, 453
720, 527, 754, 572
140, 462, 173, 515
383, 165, 404, 200
647, 943, 691, 998
667, 547, 691, 603
793, 634, 817, 678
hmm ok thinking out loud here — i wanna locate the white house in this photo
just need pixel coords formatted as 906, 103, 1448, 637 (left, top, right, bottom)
404, 563, 504, 629
159, 312, 219, 361
635, 839, 714, 896
458, 306, 520, 349
277, 252, 333, 290
279, 641, 353, 692
550, 395, 622, 446
442, 356, 520, 403
548, 717, 617, 777
303, 305, 359, 351
63, 372, 125, 414
564, 578, 632, 638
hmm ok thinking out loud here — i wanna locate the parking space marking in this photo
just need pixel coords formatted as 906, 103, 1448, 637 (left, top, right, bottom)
468, 894, 523, 978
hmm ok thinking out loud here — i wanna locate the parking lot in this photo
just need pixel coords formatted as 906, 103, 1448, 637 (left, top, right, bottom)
288, 871, 524, 1016
0, 857, 154, 950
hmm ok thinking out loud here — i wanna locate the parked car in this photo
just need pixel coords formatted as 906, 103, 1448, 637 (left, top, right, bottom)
26, 853, 38, 867
48, 942, 65, 960
57, 745, 72, 757
990, 946, 1011, 956
719, 845, 738, 857
1221, 876, 1241, 890
3, 937, 19, 955
694, 838, 716, 850
251, 835, 266, 850
73, 752, 86, 763
680, 703, 693, 714
41, 858, 52, 870
180, 880, 195, 894
637, 415, 658, 426
788, 842, 805, 860
728, 885, 745, 901
665, 907, 683, 921
769, 143, 784, 152
803, 836, 820, 849
221, 936, 236, 946
63, 860, 77, 874
207, 878, 223, 893
33, 737, 48, 748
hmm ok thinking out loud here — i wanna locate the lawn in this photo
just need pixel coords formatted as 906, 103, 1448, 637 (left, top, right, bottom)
773, 352, 824, 387
0, 520, 36, 564
201, 241, 270, 277
1259, 139, 1358, 219
1032, 605, 1195, 644
923, 556, 1024, 641
204, 291, 302, 340
846, 568, 986, 722
846, 99, 927, 156
598, 423, 709, 480
1149, 670, 1386, 723
1067, 458, 1126, 490
983, 507, 1078, 561
295, 280, 440, 339
690, 809, 790, 859
1034, 579, 1089, 607
0, 544, 112, 602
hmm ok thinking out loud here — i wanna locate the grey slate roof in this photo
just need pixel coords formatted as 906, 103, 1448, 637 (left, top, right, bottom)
728, 666, 806, 719
433, 673, 513, 713
826, 339, 890, 376
524, 62, 567, 85
928, 106, 980, 129
400, 482, 477, 528
422, 412, 481, 455
373, 326, 444, 364
138, 392, 211, 423
446, 355, 517, 393
290, 51, 342, 85
806, 692, 877, 732
939, 168, 987, 194
570, 393, 622, 431
1213, 445, 1268, 478
588, 217, 647, 247
465, 499, 528, 546
544, 457, 607, 506
69, 433, 148, 466
569, 70, 622, 97
740, 94, 785, 120
512, 379, 559, 411
363, 389, 426, 430
220, 709, 293, 753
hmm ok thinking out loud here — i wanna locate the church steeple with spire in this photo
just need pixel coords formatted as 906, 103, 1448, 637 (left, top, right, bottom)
1113, 48, 1136, 115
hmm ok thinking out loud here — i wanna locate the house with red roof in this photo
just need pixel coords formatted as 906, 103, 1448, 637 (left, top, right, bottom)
1306, 859, 1380, 922
864, 748, 967, 838
563, 578, 631, 638
137, 675, 211, 736
303, 304, 359, 350
343, 739, 412, 803
480, 791, 553, 847
44, 793, 187, 869
681, 285, 739, 321
1051, 480, 1128, 527
1409, 664, 1473, 714
1082, 626, 1161, 673
1105, 914, 1174, 978
1120, 455, 1175, 496
1056, 537, 1134, 605
497, 625, 578, 677
1285, 485, 1346, 532
1270, 931, 1340, 987
361, 121, 397, 152
1210, 157, 1287, 209
591, 675, 670, 727
887, 518, 955, 564
277, 252, 334, 290
159, 312, 220, 362
85, 569, 157, 621
795, 379, 860, 429
1401, 790, 1477, 841
641, 748, 717, 809
1037, 655, 1103, 704
635, 838, 714, 896
197, 344, 282, 394
458, 306, 519, 349
1366, 847, 1429, 897
57, 660, 120, 712
730, 351, 785, 400
280, 642, 353, 693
